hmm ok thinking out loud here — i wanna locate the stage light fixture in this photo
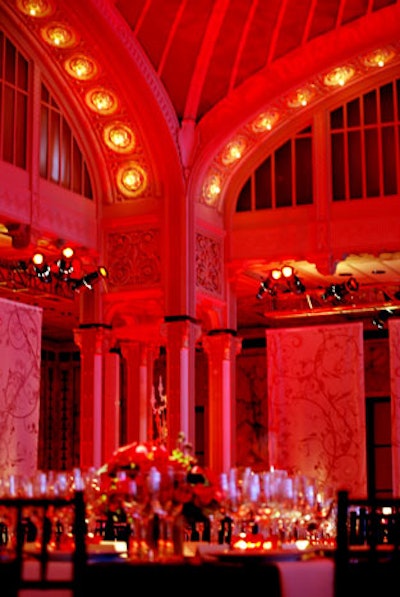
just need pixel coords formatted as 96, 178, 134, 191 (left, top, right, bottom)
281, 265, 294, 278
256, 266, 306, 299
322, 276, 359, 302
372, 308, 394, 329
70, 266, 109, 292
32, 253, 52, 282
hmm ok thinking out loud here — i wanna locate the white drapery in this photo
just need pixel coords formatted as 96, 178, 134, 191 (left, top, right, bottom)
0, 297, 42, 478
266, 322, 367, 496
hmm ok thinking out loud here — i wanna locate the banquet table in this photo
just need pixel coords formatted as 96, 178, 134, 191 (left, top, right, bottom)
18, 548, 335, 597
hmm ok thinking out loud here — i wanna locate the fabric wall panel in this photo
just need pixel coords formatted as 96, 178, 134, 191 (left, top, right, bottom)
0, 297, 42, 480
266, 323, 366, 496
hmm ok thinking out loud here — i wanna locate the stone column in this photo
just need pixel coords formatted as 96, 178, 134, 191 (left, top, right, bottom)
103, 347, 121, 461
119, 341, 157, 445
162, 316, 201, 452
73, 324, 113, 469
202, 329, 242, 473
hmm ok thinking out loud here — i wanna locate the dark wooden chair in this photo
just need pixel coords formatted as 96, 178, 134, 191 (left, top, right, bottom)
0, 490, 87, 597
335, 489, 400, 596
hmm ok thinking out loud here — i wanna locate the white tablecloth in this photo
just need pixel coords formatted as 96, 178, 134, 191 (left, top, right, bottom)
277, 557, 335, 597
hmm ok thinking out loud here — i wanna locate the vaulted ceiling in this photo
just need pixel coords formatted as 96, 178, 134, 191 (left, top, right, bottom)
1, 0, 400, 340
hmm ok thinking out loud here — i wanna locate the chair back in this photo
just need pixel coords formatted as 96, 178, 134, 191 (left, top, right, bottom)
0, 490, 86, 597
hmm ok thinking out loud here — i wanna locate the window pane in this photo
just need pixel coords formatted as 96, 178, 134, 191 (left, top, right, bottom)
380, 83, 394, 123
363, 90, 377, 125
330, 107, 343, 130
348, 130, 362, 198
72, 137, 82, 194
295, 136, 313, 205
40, 105, 48, 178
15, 91, 27, 168
331, 133, 345, 200
49, 110, 60, 183
5, 39, 15, 84
382, 126, 397, 195
347, 98, 360, 127
275, 141, 292, 207
3, 86, 14, 163
61, 118, 71, 188
255, 158, 272, 209
365, 128, 379, 197
236, 178, 251, 211
17, 53, 28, 90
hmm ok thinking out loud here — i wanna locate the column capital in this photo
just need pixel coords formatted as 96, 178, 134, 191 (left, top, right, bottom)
73, 323, 113, 355
161, 316, 202, 348
203, 329, 242, 360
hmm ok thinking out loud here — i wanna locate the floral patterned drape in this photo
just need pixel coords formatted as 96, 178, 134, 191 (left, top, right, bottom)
0, 298, 42, 478
266, 322, 366, 496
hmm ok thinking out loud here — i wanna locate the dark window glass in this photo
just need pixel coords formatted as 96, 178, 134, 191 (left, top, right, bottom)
348, 130, 362, 198
331, 107, 343, 130
236, 178, 252, 211
363, 91, 377, 125
380, 83, 394, 123
295, 137, 312, 205
331, 133, 345, 201
365, 128, 379, 197
347, 98, 360, 127
255, 158, 272, 209
15, 92, 27, 168
382, 126, 397, 195
275, 141, 292, 207
5, 39, 15, 84
3, 86, 14, 163
40, 105, 48, 178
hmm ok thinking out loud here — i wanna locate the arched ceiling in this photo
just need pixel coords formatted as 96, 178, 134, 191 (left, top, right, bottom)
1, 0, 400, 339
114, 0, 398, 123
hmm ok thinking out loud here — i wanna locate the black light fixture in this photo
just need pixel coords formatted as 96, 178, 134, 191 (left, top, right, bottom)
71, 267, 108, 291
32, 252, 52, 282
29, 247, 108, 293
321, 276, 359, 302
256, 266, 306, 299
372, 308, 394, 329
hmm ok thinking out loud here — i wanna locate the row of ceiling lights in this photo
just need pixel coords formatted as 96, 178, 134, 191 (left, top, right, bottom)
15, 0, 148, 200
201, 45, 398, 209
14, 1, 399, 212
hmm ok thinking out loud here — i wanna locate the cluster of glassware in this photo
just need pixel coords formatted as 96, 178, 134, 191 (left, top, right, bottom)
213, 467, 337, 550
0, 465, 337, 559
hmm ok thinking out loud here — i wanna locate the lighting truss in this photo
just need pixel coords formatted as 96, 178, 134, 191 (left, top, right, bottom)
0, 247, 108, 299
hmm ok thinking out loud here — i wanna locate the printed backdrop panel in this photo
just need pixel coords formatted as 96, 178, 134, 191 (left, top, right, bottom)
266, 322, 366, 496
0, 298, 42, 479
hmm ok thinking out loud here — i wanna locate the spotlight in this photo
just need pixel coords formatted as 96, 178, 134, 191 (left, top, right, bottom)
70, 267, 108, 292
293, 275, 306, 294
322, 277, 359, 302
270, 268, 282, 281
61, 246, 74, 259
281, 265, 294, 278
56, 258, 74, 279
256, 280, 270, 299
32, 253, 52, 282
372, 308, 394, 329
345, 276, 359, 292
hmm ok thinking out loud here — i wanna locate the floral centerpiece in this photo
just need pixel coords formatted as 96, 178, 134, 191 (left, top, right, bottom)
94, 433, 222, 535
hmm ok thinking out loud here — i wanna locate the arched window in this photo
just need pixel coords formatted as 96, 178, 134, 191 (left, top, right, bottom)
236, 75, 400, 211
0, 29, 93, 199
